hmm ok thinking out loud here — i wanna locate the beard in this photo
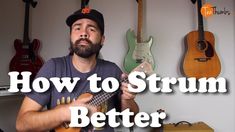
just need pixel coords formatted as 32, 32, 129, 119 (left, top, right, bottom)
69, 38, 102, 58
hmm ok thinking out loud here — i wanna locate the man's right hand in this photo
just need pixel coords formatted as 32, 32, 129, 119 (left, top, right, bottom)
60, 93, 97, 122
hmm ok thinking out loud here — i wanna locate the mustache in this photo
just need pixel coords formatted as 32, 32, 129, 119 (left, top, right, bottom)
75, 38, 92, 45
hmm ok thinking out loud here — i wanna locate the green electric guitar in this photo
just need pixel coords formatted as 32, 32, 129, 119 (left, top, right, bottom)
124, 0, 155, 73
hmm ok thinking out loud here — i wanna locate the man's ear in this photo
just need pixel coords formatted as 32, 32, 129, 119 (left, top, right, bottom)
101, 35, 105, 46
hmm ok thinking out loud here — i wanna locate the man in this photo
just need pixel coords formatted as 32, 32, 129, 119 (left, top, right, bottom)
16, 7, 139, 132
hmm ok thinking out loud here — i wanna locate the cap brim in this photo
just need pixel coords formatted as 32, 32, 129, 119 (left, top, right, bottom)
66, 14, 98, 27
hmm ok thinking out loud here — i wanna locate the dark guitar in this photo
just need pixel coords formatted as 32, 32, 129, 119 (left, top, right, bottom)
55, 61, 153, 132
9, 0, 43, 79
182, 0, 221, 79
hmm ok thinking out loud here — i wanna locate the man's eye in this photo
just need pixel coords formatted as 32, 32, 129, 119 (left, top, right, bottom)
90, 28, 97, 32
72, 27, 80, 31
90, 28, 95, 31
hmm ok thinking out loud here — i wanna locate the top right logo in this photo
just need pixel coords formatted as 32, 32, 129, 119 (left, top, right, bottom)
201, 3, 231, 18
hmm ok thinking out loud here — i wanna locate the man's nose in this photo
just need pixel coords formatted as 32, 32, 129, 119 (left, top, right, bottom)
80, 34, 88, 38
80, 29, 89, 38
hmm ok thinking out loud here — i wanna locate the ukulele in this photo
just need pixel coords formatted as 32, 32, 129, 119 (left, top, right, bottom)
124, 0, 155, 73
9, 0, 43, 80
182, 0, 221, 79
55, 61, 153, 132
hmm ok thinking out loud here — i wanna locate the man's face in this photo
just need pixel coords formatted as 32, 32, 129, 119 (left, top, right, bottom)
70, 18, 104, 58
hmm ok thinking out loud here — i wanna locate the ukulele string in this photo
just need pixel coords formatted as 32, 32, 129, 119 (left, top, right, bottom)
88, 76, 129, 106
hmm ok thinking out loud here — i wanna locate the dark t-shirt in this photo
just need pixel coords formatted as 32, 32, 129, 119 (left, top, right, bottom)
26, 55, 123, 132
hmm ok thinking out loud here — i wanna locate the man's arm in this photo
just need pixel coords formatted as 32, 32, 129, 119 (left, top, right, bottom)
121, 98, 139, 114
120, 79, 139, 114
16, 96, 68, 132
16, 96, 94, 132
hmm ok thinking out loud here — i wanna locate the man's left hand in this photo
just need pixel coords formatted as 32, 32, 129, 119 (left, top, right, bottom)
120, 73, 136, 100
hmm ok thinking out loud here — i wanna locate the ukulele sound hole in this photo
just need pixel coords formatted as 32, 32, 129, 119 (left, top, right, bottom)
197, 41, 207, 51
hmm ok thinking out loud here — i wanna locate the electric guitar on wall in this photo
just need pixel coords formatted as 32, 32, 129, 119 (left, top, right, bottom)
9, 0, 44, 79
124, 0, 155, 73
182, 0, 221, 79
81, 0, 89, 8
55, 61, 153, 132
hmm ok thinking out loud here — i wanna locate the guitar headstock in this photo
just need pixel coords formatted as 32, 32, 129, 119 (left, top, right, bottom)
23, 0, 37, 8
81, 0, 90, 9
131, 61, 154, 76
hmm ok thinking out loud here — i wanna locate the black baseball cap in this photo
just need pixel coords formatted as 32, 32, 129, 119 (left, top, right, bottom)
66, 7, 104, 35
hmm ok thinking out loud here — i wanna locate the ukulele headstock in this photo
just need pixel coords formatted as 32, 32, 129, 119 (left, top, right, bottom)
131, 61, 154, 76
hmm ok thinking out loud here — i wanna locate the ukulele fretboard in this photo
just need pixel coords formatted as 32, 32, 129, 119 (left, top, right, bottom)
88, 91, 116, 106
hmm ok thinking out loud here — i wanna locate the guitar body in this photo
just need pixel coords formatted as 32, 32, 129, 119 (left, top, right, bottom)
124, 29, 155, 73
9, 39, 44, 79
183, 31, 221, 78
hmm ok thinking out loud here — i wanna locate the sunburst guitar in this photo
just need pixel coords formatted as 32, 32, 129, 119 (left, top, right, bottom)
182, 0, 221, 79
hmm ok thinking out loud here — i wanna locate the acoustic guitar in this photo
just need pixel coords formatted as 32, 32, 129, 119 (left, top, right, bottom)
124, 0, 155, 73
9, 0, 43, 80
182, 0, 221, 79
55, 61, 153, 132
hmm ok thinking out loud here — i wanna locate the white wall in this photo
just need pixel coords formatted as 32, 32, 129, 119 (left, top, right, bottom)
0, 0, 234, 131
0, 96, 23, 132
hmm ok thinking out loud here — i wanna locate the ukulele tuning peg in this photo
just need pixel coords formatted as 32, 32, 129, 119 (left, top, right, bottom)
157, 109, 165, 113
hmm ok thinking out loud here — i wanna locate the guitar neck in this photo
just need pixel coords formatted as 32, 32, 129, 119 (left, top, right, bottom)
81, 0, 90, 9
197, 0, 205, 41
137, 0, 143, 43
23, 2, 30, 45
